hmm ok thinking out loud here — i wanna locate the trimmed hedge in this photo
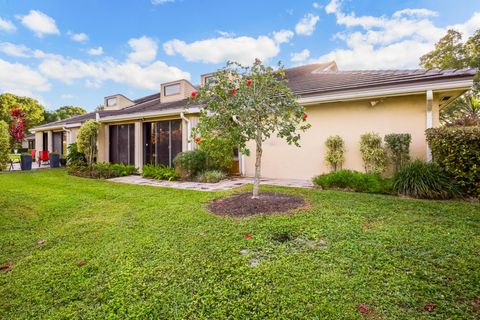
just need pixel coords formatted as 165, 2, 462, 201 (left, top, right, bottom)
313, 170, 391, 194
68, 162, 137, 179
426, 127, 480, 197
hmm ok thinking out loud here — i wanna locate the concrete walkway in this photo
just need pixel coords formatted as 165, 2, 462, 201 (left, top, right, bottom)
108, 175, 313, 191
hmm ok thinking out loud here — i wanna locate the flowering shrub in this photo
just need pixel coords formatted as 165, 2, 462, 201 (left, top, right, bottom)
8, 106, 27, 147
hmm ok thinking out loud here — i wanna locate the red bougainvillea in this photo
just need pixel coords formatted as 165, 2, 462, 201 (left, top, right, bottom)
9, 106, 27, 146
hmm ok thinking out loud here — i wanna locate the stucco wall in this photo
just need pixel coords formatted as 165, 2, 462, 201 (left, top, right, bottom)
244, 93, 439, 180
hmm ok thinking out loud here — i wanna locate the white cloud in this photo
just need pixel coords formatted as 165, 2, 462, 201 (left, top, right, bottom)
127, 36, 158, 65
295, 13, 320, 36
0, 17, 16, 32
313, 3, 322, 9
393, 8, 438, 18
291, 49, 310, 63
70, 32, 88, 42
17, 10, 60, 37
164, 34, 286, 64
325, 0, 340, 14
273, 29, 294, 44
0, 59, 50, 97
61, 94, 75, 99
151, 0, 175, 4
0, 42, 31, 57
217, 30, 236, 38
88, 46, 104, 56
316, 0, 480, 70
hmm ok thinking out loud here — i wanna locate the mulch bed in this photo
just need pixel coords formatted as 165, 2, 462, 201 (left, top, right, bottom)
208, 192, 306, 216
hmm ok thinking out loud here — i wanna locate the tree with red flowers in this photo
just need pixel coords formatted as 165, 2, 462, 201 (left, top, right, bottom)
8, 106, 27, 148
189, 59, 310, 198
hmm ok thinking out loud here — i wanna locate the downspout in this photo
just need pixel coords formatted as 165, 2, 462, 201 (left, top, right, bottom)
426, 90, 433, 162
180, 112, 192, 151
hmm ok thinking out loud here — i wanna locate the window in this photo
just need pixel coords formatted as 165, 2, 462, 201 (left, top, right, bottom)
164, 83, 181, 96
107, 97, 117, 106
204, 75, 217, 84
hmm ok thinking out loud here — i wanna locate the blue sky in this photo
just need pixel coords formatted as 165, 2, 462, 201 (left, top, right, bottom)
0, 0, 479, 111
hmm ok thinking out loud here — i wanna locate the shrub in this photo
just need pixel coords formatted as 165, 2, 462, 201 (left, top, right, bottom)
66, 143, 86, 166
360, 132, 387, 174
384, 133, 411, 173
173, 150, 207, 179
196, 170, 227, 183
392, 160, 459, 199
142, 164, 178, 181
77, 120, 100, 168
325, 135, 345, 172
313, 170, 391, 194
198, 136, 236, 172
0, 121, 10, 171
426, 126, 480, 197
68, 162, 137, 179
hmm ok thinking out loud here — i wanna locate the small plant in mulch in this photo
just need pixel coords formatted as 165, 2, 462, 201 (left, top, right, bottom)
208, 192, 306, 216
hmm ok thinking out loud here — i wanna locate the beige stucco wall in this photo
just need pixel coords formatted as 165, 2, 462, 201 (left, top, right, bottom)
244, 93, 440, 180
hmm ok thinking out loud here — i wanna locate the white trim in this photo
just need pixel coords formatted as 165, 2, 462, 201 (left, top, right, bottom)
99, 107, 201, 123
297, 79, 473, 105
31, 122, 82, 132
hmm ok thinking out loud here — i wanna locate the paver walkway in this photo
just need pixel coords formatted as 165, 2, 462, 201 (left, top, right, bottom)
109, 175, 313, 191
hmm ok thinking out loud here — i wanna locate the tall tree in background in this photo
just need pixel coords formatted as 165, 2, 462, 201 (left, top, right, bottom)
190, 60, 310, 198
0, 93, 45, 129
43, 106, 87, 124
420, 29, 480, 126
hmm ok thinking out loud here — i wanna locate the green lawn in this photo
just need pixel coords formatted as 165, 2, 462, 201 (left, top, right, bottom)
0, 170, 479, 319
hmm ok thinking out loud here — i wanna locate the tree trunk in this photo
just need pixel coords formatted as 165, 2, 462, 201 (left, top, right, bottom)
252, 130, 262, 199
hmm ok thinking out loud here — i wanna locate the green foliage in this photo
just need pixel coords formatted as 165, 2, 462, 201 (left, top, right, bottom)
196, 170, 227, 183
324, 135, 345, 172
393, 160, 459, 199
142, 164, 178, 181
1, 169, 480, 319
0, 120, 10, 170
426, 126, 480, 197
420, 29, 480, 124
173, 150, 207, 180
198, 136, 236, 172
384, 133, 411, 173
190, 59, 310, 197
0, 93, 45, 129
68, 162, 137, 179
43, 106, 87, 124
77, 120, 100, 168
313, 170, 391, 194
360, 132, 387, 174
66, 143, 86, 166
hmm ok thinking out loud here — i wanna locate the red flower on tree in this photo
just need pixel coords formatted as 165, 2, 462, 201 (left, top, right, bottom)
195, 137, 202, 143
303, 114, 308, 120
191, 91, 197, 98
247, 79, 252, 86
231, 89, 237, 95
9, 106, 27, 146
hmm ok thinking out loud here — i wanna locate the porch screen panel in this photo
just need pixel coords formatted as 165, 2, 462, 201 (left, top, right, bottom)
109, 124, 135, 165
53, 132, 62, 154
156, 121, 170, 166
170, 119, 182, 163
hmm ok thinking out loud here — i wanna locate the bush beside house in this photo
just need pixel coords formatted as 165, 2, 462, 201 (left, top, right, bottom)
360, 133, 387, 174
426, 126, 480, 197
0, 121, 10, 170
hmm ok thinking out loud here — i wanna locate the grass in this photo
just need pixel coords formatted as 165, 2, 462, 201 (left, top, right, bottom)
0, 170, 479, 319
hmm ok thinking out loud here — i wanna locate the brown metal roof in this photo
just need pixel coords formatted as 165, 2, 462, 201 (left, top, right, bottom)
32, 63, 476, 130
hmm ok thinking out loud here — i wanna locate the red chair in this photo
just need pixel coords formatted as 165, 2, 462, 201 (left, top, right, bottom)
38, 150, 49, 167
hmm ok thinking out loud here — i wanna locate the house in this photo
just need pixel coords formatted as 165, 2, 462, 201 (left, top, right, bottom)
30, 62, 476, 179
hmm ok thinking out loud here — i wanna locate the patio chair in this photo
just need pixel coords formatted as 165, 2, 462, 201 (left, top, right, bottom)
38, 150, 49, 167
